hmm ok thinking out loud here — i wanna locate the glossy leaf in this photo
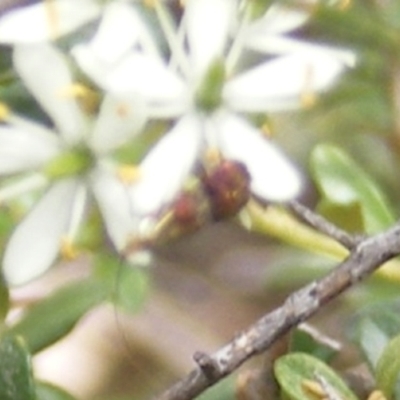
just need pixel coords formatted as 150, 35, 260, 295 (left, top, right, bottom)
376, 334, 400, 399
8, 279, 108, 354
36, 382, 76, 400
274, 353, 357, 400
310, 144, 395, 233
0, 335, 35, 400
347, 298, 400, 368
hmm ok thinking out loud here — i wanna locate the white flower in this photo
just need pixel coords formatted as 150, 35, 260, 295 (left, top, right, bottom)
73, 0, 355, 218
0, 0, 102, 44
1, 43, 146, 286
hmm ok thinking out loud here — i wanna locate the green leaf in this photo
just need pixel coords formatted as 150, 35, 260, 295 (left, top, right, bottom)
94, 253, 150, 314
0, 335, 35, 400
316, 200, 364, 233
310, 144, 396, 233
376, 334, 400, 399
346, 298, 400, 368
36, 382, 76, 400
0, 272, 9, 323
274, 353, 357, 400
8, 279, 108, 354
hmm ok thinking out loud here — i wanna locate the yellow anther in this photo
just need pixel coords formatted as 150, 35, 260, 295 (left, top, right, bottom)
58, 83, 92, 99
368, 391, 387, 400
337, 0, 351, 10
117, 165, 141, 184
301, 92, 318, 109
204, 148, 222, 169
301, 64, 318, 109
60, 237, 79, 260
301, 379, 326, 400
143, 0, 157, 8
261, 120, 273, 137
0, 102, 10, 121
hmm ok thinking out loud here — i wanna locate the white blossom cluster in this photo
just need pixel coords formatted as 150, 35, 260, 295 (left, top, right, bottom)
0, 0, 355, 285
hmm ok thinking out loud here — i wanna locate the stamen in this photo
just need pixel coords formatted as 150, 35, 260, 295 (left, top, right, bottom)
143, 0, 157, 9
368, 391, 387, 400
45, 0, 58, 41
117, 165, 141, 184
261, 120, 273, 137
301, 379, 326, 400
337, 0, 351, 10
60, 236, 79, 260
203, 148, 222, 169
58, 83, 92, 99
301, 64, 318, 109
0, 102, 10, 121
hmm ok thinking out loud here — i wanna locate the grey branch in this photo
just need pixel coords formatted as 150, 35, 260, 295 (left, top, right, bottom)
152, 213, 400, 400
289, 200, 364, 249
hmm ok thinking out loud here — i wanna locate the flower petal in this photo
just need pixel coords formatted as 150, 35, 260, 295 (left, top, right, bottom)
0, 122, 60, 174
90, 94, 147, 154
215, 113, 302, 201
246, 2, 313, 36
225, 50, 355, 112
0, 0, 101, 43
90, 164, 139, 251
13, 43, 86, 143
130, 114, 202, 215
73, 48, 188, 117
184, 0, 237, 76
3, 178, 82, 286
87, 0, 159, 63
0, 174, 48, 203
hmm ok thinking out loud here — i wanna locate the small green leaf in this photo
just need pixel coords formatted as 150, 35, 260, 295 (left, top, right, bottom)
376, 334, 400, 399
316, 200, 364, 233
274, 353, 357, 400
347, 298, 400, 368
8, 279, 108, 354
310, 144, 396, 233
36, 381, 76, 400
0, 335, 35, 400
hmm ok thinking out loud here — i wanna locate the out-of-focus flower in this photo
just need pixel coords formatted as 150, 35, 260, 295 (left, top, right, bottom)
73, 0, 355, 223
0, 43, 146, 286
0, 0, 101, 44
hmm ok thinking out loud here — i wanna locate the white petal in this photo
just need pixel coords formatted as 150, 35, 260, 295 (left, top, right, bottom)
131, 114, 201, 215
90, 94, 147, 154
108, 53, 187, 102
88, 1, 158, 63
215, 113, 302, 201
3, 178, 81, 286
73, 47, 188, 117
0, 174, 48, 203
225, 51, 354, 112
90, 165, 139, 251
246, 3, 312, 36
0, 123, 60, 174
185, 0, 237, 76
0, 0, 101, 43
13, 43, 86, 144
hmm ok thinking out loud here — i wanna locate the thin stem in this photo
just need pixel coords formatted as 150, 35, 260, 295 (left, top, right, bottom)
152, 221, 400, 400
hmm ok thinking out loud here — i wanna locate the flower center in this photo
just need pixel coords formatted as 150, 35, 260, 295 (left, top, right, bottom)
195, 59, 226, 113
42, 147, 94, 180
